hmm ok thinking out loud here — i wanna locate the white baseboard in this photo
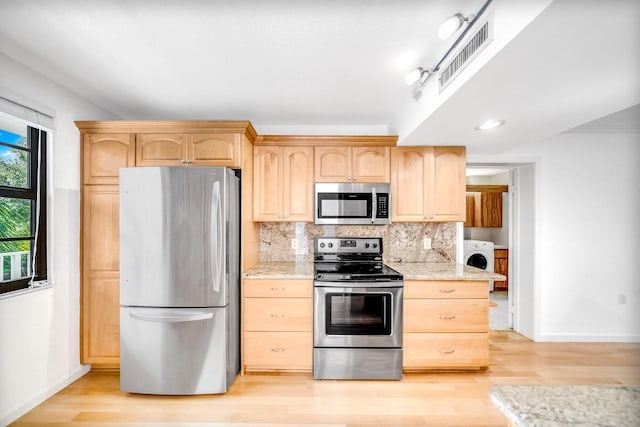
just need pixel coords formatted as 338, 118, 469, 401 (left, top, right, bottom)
1, 364, 90, 427
538, 333, 640, 343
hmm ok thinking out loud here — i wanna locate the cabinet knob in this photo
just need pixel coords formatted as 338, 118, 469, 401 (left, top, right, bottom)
438, 348, 456, 354
283, 214, 288, 219
347, 176, 352, 180
352, 176, 357, 181
270, 348, 285, 352
439, 314, 456, 320
180, 159, 187, 164
438, 288, 456, 293
270, 287, 285, 292
270, 313, 285, 318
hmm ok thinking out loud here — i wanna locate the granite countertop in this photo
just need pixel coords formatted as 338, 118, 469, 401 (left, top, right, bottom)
388, 262, 506, 281
243, 261, 504, 281
243, 261, 314, 279
490, 385, 640, 427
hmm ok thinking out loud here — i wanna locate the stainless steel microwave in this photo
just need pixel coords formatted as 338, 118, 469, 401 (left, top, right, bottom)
314, 183, 391, 225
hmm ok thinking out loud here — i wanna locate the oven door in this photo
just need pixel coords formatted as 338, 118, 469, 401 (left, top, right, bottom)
314, 285, 402, 348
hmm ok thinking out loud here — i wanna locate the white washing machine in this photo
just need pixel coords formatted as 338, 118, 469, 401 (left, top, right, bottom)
463, 240, 495, 291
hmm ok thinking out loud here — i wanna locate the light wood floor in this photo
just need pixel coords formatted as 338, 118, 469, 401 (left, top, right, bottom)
11, 332, 640, 427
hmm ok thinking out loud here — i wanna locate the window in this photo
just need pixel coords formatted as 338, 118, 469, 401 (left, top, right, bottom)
0, 115, 47, 294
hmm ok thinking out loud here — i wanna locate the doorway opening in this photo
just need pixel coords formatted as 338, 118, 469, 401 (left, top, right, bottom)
464, 163, 536, 336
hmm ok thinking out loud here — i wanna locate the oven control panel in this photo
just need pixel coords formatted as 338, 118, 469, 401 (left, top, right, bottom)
315, 237, 382, 254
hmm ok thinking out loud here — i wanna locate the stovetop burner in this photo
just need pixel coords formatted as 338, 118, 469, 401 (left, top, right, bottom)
313, 237, 403, 282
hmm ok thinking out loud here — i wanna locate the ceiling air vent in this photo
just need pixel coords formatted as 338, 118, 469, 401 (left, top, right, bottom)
439, 14, 493, 92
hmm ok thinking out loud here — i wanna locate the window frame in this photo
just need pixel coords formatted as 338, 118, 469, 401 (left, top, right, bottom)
0, 125, 47, 294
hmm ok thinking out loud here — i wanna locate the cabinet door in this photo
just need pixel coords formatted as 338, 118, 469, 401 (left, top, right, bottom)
391, 147, 427, 221
314, 146, 351, 182
403, 333, 489, 369
479, 192, 503, 227
244, 298, 312, 332
464, 193, 477, 227
187, 133, 241, 167
404, 300, 489, 333
244, 332, 312, 371
429, 146, 466, 221
82, 185, 121, 364
494, 249, 508, 290
136, 134, 186, 166
83, 133, 135, 184
282, 146, 313, 221
253, 146, 283, 221
351, 147, 390, 182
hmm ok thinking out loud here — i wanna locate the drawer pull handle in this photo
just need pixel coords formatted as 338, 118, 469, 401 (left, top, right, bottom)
270, 287, 285, 291
438, 348, 456, 354
439, 314, 456, 319
270, 313, 284, 318
438, 288, 456, 293
270, 348, 285, 352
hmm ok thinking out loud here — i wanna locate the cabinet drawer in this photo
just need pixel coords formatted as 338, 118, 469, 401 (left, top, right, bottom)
243, 279, 312, 298
404, 280, 488, 299
244, 298, 312, 331
404, 300, 488, 332
244, 331, 312, 371
403, 333, 489, 369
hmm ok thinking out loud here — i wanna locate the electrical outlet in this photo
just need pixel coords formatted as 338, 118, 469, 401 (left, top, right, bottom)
423, 237, 432, 250
618, 294, 626, 304
291, 238, 298, 250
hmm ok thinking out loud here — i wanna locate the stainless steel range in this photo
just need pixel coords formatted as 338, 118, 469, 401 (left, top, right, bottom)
313, 237, 404, 380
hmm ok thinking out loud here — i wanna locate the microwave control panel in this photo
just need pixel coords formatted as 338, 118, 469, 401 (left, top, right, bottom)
376, 194, 389, 218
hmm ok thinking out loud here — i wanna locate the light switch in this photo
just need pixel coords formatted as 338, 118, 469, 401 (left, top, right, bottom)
291, 238, 298, 250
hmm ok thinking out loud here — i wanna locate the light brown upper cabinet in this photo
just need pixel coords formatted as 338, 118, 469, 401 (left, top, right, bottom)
314, 146, 390, 183
83, 133, 135, 184
254, 146, 314, 222
391, 146, 466, 222
136, 133, 241, 167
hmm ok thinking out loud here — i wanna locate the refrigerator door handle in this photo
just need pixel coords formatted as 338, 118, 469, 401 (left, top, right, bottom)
210, 181, 223, 293
129, 311, 214, 323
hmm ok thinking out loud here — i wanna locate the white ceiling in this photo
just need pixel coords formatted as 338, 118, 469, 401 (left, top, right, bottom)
0, 0, 638, 155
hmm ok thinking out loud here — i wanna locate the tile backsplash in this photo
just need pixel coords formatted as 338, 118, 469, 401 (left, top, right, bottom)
259, 222, 457, 263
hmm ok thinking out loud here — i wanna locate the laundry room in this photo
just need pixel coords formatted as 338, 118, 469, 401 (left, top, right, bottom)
464, 168, 511, 331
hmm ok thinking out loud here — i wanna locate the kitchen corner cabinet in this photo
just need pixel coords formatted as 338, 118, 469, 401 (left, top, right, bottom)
494, 249, 508, 290
403, 280, 489, 370
242, 279, 313, 373
253, 146, 314, 221
391, 146, 466, 222
314, 146, 390, 183
136, 133, 241, 167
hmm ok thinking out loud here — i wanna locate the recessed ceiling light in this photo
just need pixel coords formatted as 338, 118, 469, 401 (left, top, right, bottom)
475, 119, 505, 131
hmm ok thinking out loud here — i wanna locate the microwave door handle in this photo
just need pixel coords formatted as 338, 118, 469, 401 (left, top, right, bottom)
371, 188, 377, 224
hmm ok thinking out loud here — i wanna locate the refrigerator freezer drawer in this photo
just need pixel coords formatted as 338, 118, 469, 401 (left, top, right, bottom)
120, 306, 238, 395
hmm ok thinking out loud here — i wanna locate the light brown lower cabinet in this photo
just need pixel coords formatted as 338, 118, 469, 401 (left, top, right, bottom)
242, 279, 313, 373
403, 280, 490, 370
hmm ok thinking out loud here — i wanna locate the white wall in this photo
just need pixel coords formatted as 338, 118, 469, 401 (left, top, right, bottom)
0, 52, 117, 426
506, 131, 640, 342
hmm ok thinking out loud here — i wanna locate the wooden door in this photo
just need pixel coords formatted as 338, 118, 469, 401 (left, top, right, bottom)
136, 134, 186, 166
430, 146, 466, 221
81, 185, 121, 364
83, 133, 135, 184
351, 147, 390, 182
253, 146, 283, 221
187, 133, 240, 167
314, 146, 351, 182
391, 147, 427, 222
282, 146, 313, 221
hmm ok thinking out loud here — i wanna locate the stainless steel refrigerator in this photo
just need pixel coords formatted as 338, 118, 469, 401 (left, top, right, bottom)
119, 166, 240, 395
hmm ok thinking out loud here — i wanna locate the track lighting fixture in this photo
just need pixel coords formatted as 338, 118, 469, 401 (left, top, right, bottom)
404, 0, 493, 101
438, 13, 471, 40
405, 67, 432, 87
